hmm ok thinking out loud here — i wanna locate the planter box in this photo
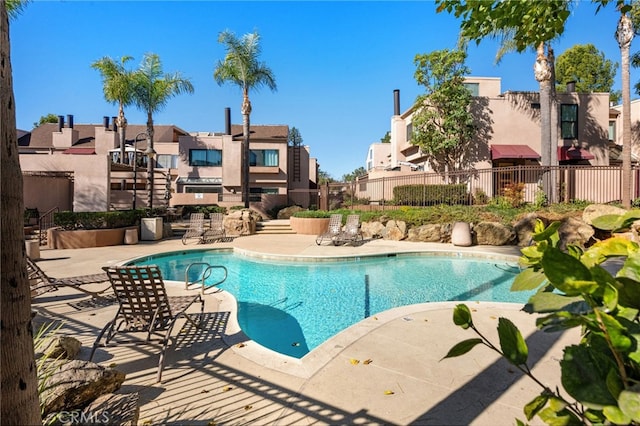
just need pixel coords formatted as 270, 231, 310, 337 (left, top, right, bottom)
141, 217, 163, 241
290, 216, 330, 235
48, 226, 138, 249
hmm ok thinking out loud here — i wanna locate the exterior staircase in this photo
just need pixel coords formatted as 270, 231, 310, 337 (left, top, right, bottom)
255, 219, 296, 235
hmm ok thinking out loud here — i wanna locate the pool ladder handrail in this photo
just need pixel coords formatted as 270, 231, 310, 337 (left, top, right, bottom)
185, 262, 228, 295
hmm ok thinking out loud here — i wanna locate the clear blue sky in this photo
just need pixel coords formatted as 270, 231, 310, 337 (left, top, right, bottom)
10, 1, 637, 179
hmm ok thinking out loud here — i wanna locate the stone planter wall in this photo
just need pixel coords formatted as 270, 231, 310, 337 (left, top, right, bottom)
290, 217, 330, 235
48, 226, 138, 249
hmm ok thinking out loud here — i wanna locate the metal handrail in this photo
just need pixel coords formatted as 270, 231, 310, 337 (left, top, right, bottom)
184, 262, 228, 295
38, 206, 59, 246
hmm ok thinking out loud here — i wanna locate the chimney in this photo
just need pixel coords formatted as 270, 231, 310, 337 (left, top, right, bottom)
112, 116, 117, 133
224, 107, 231, 135
566, 81, 576, 93
393, 89, 400, 116
57, 115, 64, 132
66, 114, 74, 129
103, 116, 110, 129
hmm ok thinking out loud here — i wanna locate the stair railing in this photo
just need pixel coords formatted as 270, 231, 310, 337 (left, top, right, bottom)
38, 207, 59, 246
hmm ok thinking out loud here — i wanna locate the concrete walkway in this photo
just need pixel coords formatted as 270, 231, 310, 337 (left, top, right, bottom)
31, 233, 579, 425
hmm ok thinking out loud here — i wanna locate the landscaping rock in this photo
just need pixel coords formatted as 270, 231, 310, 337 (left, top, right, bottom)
382, 220, 407, 241
277, 205, 304, 219
559, 217, 595, 249
361, 221, 385, 239
473, 222, 515, 246
513, 213, 544, 246
224, 209, 258, 236
42, 360, 126, 415
582, 204, 627, 225
44, 336, 82, 360
407, 224, 443, 242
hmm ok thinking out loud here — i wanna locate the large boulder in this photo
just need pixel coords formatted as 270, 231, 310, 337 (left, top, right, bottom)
473, 222, 515, 246
559, 217, 595, 249
582, 204, 627, 225
277, 205, 304, 219
361, 221, 385, 239
513, 213, 546, 246
407, 224, 443, 242
41, 360, 126, 415
224, 209, 259, 236
43, 336, 82, 360
382, 220, 407, 241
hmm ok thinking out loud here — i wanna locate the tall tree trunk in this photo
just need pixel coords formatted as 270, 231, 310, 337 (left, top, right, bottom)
549, 45, 558, 204
117, 103, 127, 164
0, 2, 43, 424
617, 12, 634, 209
535, 43, 553, 203
241, 94, 252, 209
146, 112, 154, 210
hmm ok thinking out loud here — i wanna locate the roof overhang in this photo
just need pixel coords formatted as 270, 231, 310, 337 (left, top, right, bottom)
558, 146, 594, 161
491, 144, 540, 160
176, 177, 222, 185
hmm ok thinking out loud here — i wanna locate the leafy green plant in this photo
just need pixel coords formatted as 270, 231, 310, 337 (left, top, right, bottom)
34, 322, 64, 423
444, 220, 640, 425
291, 210, 333, 219
502, 182, 526, 208
54, 210, 143, 230
591, 209, 640, 232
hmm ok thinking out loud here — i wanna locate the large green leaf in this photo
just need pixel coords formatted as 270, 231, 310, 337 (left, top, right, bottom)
524, 393, 549, 421
560, 345, 617, 408
598, 311, 632, 352
591, 214, 625, 231
603, 405, 632, 425
441, 338, 483, 360
619, 384, 640, 423
535, 311, 589, 333
582, 237, 638, 268
532, 220, 562, 242
511, 267, 547, 291
541, 247, 595, 295
616, 277, 640, 310
617, 252, 640, 282
524, 291, 587, 314
498, 317, 528, 366
452, 304, 473, 329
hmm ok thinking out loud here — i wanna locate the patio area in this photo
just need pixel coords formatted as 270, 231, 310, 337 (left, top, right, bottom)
31, 233, 579, 425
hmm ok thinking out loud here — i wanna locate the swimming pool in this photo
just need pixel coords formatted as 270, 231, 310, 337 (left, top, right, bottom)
131, 250, 527, 358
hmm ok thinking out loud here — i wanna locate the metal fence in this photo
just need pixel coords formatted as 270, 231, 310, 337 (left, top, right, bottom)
324, 165, 639, 210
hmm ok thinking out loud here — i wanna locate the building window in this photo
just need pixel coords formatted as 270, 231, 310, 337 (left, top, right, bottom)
561, 104, 578, 139
189, 149, 222, 166
609, 120, 616, 141
464, 82, 479, 96
155, 154, 178, 169
406, 123, 413, 142
250, 149, 279, 166
185, 186, 221, 194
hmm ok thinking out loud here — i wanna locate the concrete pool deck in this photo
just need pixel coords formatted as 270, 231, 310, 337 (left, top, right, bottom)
31, 232, 580, 425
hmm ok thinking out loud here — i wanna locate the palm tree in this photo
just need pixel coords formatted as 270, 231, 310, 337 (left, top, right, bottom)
91, 55, 136, 164
131, 53, 194, 210
1, 0, 42, 424
616, 9, 634, 208
214, 30, 277, 208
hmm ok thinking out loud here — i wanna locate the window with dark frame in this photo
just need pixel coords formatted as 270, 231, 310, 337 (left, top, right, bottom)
249, 149, 279, 167
561, 104, 578, 139
189, 149, 222, 166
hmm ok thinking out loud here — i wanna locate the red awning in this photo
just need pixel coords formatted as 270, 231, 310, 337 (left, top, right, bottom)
558, 146, 594, 161
62, 147, 96, 155
491, 145, 540, 160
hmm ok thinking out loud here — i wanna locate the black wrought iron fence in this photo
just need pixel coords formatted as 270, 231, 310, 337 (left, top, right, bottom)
324, 165, 637, 210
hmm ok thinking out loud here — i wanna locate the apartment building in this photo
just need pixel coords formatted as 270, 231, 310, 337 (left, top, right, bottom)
18, 113, 318, 214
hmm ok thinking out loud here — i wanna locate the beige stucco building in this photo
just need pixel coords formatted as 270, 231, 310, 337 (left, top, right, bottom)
379, 77, 612, 176
19, 113, 319, 214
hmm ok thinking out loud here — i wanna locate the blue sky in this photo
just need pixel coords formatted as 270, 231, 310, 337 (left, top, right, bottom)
10, 1, 638, 179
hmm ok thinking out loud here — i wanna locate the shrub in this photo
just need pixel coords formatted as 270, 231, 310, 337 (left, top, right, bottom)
291, 210, 333, 219
444, 220, 640, 424
24, 207, 39, 225
180, 205, 226, 218
54, 210, 143, 230
392, 184, 469, 206
502, 182, 525, 207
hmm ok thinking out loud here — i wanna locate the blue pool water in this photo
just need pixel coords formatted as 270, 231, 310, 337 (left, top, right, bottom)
131, 250, 528, 358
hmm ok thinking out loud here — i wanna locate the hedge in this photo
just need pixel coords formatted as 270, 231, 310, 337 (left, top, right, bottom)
54, 210, 145, 230
392, 184, 470, 206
